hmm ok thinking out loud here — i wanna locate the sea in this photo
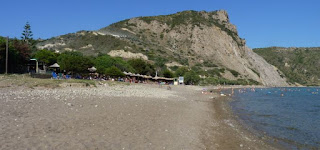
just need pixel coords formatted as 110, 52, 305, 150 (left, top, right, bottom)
230, 87, 320, 150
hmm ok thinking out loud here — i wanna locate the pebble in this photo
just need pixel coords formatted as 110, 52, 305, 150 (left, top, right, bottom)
67, 103, 73, 107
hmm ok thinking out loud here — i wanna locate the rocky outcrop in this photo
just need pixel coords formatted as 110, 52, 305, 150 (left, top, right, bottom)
108, 50, 148, 60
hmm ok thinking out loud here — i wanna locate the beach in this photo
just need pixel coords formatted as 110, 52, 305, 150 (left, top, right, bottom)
0, 77, 282, 149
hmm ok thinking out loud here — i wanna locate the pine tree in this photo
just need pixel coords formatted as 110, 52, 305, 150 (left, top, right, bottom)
21, 22, 33, 44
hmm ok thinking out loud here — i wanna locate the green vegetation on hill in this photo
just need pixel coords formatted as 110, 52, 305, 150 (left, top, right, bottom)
139, 10, 218, 29
254, 47, 320, 86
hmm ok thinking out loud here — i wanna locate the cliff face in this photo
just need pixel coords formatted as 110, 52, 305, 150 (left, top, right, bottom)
37, 10, 288, 86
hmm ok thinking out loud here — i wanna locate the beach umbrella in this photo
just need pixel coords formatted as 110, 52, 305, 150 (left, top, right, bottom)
49, 63, 60, 68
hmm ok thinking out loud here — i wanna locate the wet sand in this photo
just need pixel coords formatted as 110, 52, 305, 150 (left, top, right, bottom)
0, 81, 282, 149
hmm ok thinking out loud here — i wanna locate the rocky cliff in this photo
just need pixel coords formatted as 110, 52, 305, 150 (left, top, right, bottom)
37, 10, 288, 86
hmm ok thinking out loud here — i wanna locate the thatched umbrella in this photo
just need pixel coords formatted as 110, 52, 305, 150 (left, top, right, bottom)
49, 63, 60, 72
49, 63, 60, 68
88, 66, 97, 72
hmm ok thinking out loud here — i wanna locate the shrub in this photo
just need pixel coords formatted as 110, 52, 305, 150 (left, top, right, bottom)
34, 49, 57, 65
184, 71, 200, 85
250, 68, 260, 77
163, 69, 174, 78
207, 69, 222, 77
169, 66, 179, 71
104, 66, 125, 77
228, 69, 240, 77
128, 59, 155, 75
203, 61, 218, 67
57, 51, 93, 73
175, 66, 189, 77
219, 68, 225, 73
94, 54, 134, 73
154, 57, 168, 67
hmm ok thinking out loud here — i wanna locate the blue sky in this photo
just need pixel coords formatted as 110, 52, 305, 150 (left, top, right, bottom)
1, 0, 319, 48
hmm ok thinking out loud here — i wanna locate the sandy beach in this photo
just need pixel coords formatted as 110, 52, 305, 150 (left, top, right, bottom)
0, 78, 282, 149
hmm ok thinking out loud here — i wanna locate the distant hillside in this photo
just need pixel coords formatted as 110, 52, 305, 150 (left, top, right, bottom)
36, 10, 288, 86
254, 47, 320, 86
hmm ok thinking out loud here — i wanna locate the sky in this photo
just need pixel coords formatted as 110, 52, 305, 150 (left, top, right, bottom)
1, 0, 319, 48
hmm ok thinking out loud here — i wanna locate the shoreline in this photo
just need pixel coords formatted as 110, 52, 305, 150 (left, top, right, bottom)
227, 87, 320, 150
203, 91, 285, 150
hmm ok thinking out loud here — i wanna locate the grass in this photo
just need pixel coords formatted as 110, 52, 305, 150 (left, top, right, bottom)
0, 74, 96, 88
0, 74, 134, 88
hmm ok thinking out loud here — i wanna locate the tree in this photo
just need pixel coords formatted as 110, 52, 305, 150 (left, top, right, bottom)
13, 39, 30, 61
163, 69, 174, 78
184, 71, 200, 85
0, 37, 30, 73
94, 54, 134, 74
104, 66, 125, 77
57, 51, 93, 73
21, 22, 33, 44
34, 49, 57, 65
128, 59, 155, 75
175, 66, 189, 77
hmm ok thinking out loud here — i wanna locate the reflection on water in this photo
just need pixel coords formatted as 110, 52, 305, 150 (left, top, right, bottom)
230, 87, 320, 149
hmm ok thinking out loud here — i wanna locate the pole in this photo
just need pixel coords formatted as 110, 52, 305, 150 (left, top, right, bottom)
5, 36, 8, 74
36, 60, 38, 73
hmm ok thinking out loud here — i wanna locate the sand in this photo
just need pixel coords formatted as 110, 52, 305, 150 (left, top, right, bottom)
0, 81, 282, 149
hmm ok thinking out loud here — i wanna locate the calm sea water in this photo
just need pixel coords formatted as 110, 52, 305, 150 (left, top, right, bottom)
230, 87, 320, 149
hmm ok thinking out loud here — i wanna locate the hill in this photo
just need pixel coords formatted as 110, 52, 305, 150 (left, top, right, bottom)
36, 10, 288, 86
254, 47, 320, 86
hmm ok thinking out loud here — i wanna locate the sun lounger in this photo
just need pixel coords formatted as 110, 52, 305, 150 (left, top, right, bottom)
52, 72, 58, 79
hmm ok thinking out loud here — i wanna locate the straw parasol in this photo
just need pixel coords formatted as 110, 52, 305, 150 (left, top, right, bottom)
88, 66, 97, 72
49, 63, 60, 68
